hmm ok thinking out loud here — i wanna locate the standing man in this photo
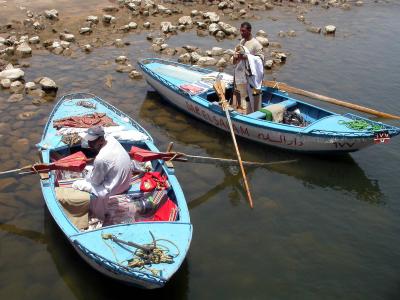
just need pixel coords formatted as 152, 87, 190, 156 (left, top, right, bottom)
233, 22, 264, 114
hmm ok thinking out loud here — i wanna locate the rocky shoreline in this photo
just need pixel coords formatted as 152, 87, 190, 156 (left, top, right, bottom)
0, 0, 364, 106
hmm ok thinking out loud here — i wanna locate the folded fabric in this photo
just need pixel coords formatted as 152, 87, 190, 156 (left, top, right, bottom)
180, 84, 206, 94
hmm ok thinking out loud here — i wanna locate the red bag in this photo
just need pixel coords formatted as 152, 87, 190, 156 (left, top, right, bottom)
140, 172, 168, 192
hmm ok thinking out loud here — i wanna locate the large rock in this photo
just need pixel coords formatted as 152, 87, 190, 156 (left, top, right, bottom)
197, 57, 217, 66
60, 33, 75, 42
179, 16, 193, 26
178, 53, 191, 64
218, 22, 237, 36
211, 47, 224, 56
0, 68, 24, 81
29, 36, 40, 44
324, 25, 336, 34
208, 23, 220, 35
256, 36, 269, 47
37, 77, 58, 93
44, 9, 59, 20
203, 12, 220, 23
160, 22, 173, 33
16, 43, 32, 57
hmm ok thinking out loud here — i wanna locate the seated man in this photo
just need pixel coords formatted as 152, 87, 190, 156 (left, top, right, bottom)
71, 126, 132, 221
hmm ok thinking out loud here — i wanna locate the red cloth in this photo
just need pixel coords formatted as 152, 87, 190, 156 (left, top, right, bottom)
53, 113, 117, 129
141, 198, 178, 222
140, 172, 168, 192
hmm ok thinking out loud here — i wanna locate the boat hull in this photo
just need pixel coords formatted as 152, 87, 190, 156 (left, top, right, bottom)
143, 73, 373, 153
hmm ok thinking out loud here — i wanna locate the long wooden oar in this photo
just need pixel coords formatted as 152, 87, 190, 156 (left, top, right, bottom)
129, 146, 296, 167
263, 80, 400, 120
213, 79, 254, 208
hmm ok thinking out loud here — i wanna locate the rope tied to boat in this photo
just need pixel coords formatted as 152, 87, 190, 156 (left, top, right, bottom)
338, 119, 384, 131
101, 231, 179, 276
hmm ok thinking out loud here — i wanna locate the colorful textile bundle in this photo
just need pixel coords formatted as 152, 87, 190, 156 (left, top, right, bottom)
53, 112, 117, 129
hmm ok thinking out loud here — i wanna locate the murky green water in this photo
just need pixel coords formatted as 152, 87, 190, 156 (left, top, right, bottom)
1, 1, 400, 299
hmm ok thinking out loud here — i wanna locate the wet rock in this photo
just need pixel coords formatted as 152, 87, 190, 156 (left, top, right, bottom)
183, 45, 198, 53
264, 59, 274, 69
324, 25, 336, 34
25, 81, 36, 91
1, 78, 11, 88
32, 98, 47, 105
256, 36, 269, 47
191, 10, 200, 17
17, 111, 36, 120
79, 27, 92, 35
44, 9, 59, 20
83, 44, 92, 52
105, 75, 113, 88
297, 15, 305, 22
7, 93, 23, 102
53, 47, 63, 55
197, 57, 217, 66
306, 26, 321, 34
256, 30, 268, 38
87, 16, 99, 24
116, 64, 134, 73
129, 70, 143, 79
60, 33, 75, 42
355, 1, 363, 6
196, 22, 208, 30
190, 52, 201, 63
28, 36, 40, 44
37, 77, 58, 94
114, 39, 124, 48
163, 48, 176, 56
272, 52, 287, 63
28, 88, 45, 98
178, 25, 186, 31
288, 30, 296, 37
33, 21, 44, 30
178, 53, 191, 63
341, 3, 351, 10
0, 178, 18, 192
102, 15, 116, 24
23, 18, 34, 27
160, 22, 173, 33
115, 56, 128, 64
269, 42, 282, 48
143, 22, 151, 29
15, 42, 32, 57
215, 31, 226, 39
209, 23, 220, 35
10, 81, 24, 93
0, 68, 24, 81
211, 47, 224, 56
216, 57, 227, 68
179, 16, 193, 26
203, 12, 220, 23
128, 22, 138, 29
218, 22, 237, 36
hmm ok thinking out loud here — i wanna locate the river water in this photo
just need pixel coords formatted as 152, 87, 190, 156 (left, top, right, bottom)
1, 1, 400, 299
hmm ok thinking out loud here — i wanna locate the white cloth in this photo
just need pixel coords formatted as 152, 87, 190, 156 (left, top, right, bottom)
72, 135, 131, 220
234, 46, 264, 112
57, 126, 149, 142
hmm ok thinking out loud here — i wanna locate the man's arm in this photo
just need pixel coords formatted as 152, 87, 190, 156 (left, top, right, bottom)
89, 158, 108, 186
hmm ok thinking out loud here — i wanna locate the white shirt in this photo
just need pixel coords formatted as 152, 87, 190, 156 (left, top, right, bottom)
89, 135, 131, 199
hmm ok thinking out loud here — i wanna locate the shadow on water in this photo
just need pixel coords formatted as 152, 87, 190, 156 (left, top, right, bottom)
140, 91, 384, 206
0, 210, 190, 300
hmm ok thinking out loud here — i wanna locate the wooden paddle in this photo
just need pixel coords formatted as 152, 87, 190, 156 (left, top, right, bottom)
263, 80, 400, 120
213, 79, 254, 208
129, 146, 297, 167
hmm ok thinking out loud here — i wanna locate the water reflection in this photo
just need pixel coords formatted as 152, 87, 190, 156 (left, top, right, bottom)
140, 91, 384, 206
0, 210, 190, 299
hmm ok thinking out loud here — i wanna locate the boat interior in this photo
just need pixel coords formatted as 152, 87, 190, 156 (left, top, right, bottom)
49, 143, 180, 232
201, 86, 333, 127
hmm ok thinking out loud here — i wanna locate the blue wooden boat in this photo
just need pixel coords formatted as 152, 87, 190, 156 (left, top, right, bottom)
36, 93, 192, 289
138, 58, 400, 153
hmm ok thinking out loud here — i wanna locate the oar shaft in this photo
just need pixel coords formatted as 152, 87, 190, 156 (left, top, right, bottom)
264, 81, 400, 120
